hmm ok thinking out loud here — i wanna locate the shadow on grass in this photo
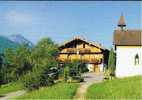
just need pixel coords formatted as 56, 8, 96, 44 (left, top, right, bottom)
0, 95, 5, 97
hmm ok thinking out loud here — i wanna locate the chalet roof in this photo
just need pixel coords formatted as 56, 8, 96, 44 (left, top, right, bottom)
118, 14, 126, 27
59, 36, 105, 50
113, 30, 141, 46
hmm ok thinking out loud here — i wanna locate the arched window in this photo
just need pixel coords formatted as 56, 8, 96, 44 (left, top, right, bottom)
134, 54, 139, 65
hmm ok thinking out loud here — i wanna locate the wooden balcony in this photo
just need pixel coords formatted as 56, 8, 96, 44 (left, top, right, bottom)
79, 48, 91, 53
57, 57, 102, 64
65, 48, 91, 54
67, 48, 77, 53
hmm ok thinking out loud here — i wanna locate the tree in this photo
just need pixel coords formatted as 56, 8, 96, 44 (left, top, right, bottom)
31, 38, 58, 67
4, 48, 16, 82
14, 43, 32, 78
22, 38, 59, 90
106, 48, 116, 79
0, 54, 4, 85
4, 43, 32, 81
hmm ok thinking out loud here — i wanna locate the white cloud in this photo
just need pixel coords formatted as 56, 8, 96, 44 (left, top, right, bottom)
5, 11, 32, 26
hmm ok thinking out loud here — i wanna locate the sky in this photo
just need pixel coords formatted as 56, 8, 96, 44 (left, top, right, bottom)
0, 1, 141, 49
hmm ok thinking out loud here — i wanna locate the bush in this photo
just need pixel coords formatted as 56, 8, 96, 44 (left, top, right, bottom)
63, 61, 84, 83
21, 66, 59, 91
64, 66, 69, 82
78, 63, 89, 73
21, 71, 41, 91
72, 75, 84, 82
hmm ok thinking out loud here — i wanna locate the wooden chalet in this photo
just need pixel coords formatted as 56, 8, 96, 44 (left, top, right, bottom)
57, 36, 109, 73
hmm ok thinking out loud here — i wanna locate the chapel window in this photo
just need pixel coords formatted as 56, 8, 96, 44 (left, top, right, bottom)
134, 54, 139, 65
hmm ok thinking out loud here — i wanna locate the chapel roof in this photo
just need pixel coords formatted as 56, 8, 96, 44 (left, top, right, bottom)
113, 29, 141, 46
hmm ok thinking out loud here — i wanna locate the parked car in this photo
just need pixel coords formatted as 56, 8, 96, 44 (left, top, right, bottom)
48, 67, 59, 80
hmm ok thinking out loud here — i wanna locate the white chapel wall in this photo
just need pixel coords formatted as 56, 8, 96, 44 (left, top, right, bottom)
116, 46, 142, 77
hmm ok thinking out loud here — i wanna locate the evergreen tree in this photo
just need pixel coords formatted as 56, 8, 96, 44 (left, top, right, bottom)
108, 48, 116, 76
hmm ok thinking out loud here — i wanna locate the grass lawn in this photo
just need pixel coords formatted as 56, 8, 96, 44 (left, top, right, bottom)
0, 81, 23, 96
86, 76, 142, 99
17, 82, 79, 99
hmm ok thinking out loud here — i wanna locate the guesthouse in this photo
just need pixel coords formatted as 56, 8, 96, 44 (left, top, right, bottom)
58, 36, 109, 73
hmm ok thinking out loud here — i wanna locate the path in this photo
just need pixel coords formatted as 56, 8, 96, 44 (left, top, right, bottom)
0, 90, 26, 100
74, 72, 104, 100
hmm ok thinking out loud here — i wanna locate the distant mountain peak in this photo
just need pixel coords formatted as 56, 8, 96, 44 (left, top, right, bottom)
8, 34, 34, 47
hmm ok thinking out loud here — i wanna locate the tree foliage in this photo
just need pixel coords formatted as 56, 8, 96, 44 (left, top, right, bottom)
105, 48, 116, 79
0, 54, 4, 85
63, 60, 84, 82
21, 38, 59, 90
3, 44, 32, 81
2, 37, 59, 91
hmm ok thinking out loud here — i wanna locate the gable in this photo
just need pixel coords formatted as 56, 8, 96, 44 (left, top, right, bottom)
59, 37, 105, 51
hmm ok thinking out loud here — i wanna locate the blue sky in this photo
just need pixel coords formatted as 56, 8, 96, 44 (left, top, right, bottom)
0, 1, 141, 49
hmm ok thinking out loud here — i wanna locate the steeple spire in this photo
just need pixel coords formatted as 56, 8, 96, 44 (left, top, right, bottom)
118, 13, 126, 31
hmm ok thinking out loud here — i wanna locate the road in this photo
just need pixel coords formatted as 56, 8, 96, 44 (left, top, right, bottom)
74, 72, 104, 100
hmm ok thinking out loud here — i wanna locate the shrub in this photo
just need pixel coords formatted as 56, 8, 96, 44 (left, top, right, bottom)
64, 65, 69, 82
21, 71, 41, 91
78, 63, 89, 73
21, 66, 59, 91
63, 61, 84, 83
72, 75, 84, 82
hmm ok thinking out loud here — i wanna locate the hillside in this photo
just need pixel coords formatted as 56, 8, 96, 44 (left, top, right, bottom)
0, 34, 33, 54
0, 36, 19, 54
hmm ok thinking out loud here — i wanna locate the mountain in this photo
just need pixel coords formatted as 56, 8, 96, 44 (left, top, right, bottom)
0, 34, 34, 54
8, 34, 34, 47
0, 36, 19, 54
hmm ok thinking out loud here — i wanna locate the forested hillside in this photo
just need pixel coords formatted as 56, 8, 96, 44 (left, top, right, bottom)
0, 36, 18, 53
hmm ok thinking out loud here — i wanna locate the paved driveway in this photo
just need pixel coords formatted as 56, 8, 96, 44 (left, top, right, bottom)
74, 72, 104, 100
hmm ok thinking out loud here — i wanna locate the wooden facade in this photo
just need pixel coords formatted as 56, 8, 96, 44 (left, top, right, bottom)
57, 37, 108, 72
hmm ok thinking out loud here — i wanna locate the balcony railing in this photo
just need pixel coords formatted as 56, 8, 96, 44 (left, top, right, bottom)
79, 48, 91, 53
57, 57, 102, 64
67, 48, 76, 53
66, 48, 91, 54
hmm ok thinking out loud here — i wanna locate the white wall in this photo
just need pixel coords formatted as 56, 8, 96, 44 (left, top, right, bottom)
86, 64, 94, 72
100, 63, 104, 72
116, 46, 142, 77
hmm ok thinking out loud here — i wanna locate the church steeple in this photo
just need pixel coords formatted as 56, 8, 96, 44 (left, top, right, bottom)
118, 13, 126, 31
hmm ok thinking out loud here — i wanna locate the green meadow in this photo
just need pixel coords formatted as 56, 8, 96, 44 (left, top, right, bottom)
0, 82, 23, 96
86, 76, 142, 99
17, 82, 79, 99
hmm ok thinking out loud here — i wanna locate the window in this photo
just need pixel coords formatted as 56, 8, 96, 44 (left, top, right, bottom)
134, 54, 139, 65
100, 58, 103, 63
83, 44, 85, 48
